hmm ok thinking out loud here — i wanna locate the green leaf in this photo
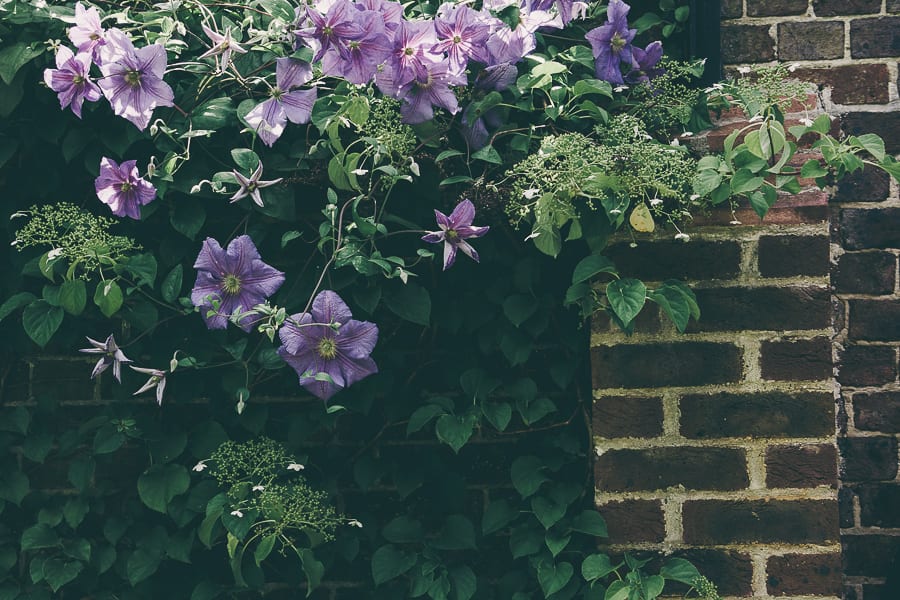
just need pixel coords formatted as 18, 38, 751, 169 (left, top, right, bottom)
254, 535, 276, 566
432, 515, 476, 550
93, 280, 123, 317
127, 548, 162, 585
42, 558, 82, 592
382, 516, 423, 543
532, 61, 567, 76
371, 545, 417, 585
800, 159, 828, 178
161, 265, 184, 303
22, 300, 64, 347
572, 254, 617, 284
0, 292, 36, 323
435, 149, 464, 162
384, 283, 430, 326
569, 510, 608, 537
231, 148, 259, 172
481, 401, 512, 431
531, 495, 565, 529
880, 156, 900, 180
545, 530, 571, 557
435, 413, 476, 453
537, 560, 573, 597
63, 498, 89, 529
731, 168, 764, 194
853, 133, 886, 162
298, 548, 325, 596
582, 554, 618, 581
68, 456, 94, 492
450, 565, 476, 600
604, 580, 629, 600
171, 201, 206, 240
659, 557, 701, 584
192, 97, 237, 129
471, 145, 502, 164
407, 404, 446, 435
93, 424, 125, 454
22, 431, 53, 463
21, 524, 58, 551
59, 280, 87, 316
137, 464, 190, 513
511, 456, 547, 498
643, 575, 665, 598
572, 79, 613, 98
127, 253, 158, 287
502, 294, 538, 327
0, 43, 43, 85
439, 175, 475, 186
509, 525, 542, 559
482, 499, 517, 535
606, 279, 646, 327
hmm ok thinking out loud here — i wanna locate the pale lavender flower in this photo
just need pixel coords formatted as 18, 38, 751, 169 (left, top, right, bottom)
321, 10, 391, 85
421, 199, 489, 270
626, 41, 664, 84
98, 29, 174, 130
190, 236, 285, 331
80, 334, 131, 382
43, 46, 102, 118
296, 0, 364, 62
230, 161, 283, 207
131, 366, 167, 406
95, 157, 156, 219
354, 0, 404, 33
432, 5, 490, 75
245, 57, 317, 147
278, 290, 378, 401
199, 24, 248, 73
377, 20, 438, 97
584, 0, 636, 85
68, 2, 106, 58
381, 59, 465, 124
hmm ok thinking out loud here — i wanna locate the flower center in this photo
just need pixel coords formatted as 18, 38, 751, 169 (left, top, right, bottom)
323, 25, 333, 36
349, 40, 360, 50
447, 229, 459, 240
90, 33, 100, 40
124, 70, 142, 87
317, 337, 337, 360
73, 74, 85, 85
120, 181, 133, 192
404, 47, 414, 56
453, 35, 462, 44
271, 87, 283, 100
611, 33, 626, 53
222, 274, 242, 295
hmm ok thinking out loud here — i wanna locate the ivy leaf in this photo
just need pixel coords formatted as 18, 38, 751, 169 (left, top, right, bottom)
407, 404, 446, 435
161, 265, 184, 304
537, 560, 573, 597
171, 201, 206, 240
137, 464, 190, 513
371, 545, 417, 585
605, 580, 629, 600
502, 294, 538, 327
482, 499, 517, 535
0, 43, 43, 85
93, 281, 123, 317
481, 401, 511, 431
382, 516, 423, 544
126, 548, 162, 585
449, 565, 476, 600
509, 525, 542, 559
126, 253, 158, 288
231, 148, 259, 172
384, 283, 430, 326
572, 254, 617, 285
432, 515, 476, 550
191, 97, 236, 129
21, 524, 58, 551
511, 456, 547, 498
582, 553, 619, 581
545, 530, 571, 557
606, 278, 646, 327
435, 413, 476, 454
42, 558, 82, 592
471, 145, 502, 164
852, 133, 885, 162
659, 557, 701, 584
22, 300, 64, 347
730, 168, 764, 194
531, 495, 566, 529
569, 510, 608, 537
0, 292, 36, 323
59, 280, 87, 316
298, 548, 324, 596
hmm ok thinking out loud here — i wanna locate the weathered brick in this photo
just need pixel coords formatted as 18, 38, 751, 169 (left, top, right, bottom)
682, 500, 839, 544
593, 396, 663, 438
689, 286, 830, 332
837, 345, 897, 386
721, 0, 742, 18
767, 553, 842, 597
891, 0, 900, 12
843, 534, 900, 576
839, 436, 899, 481
840, 208, 900, 251
592, 303, 662, 334
592, 342, 743, 389
605, 240, 742, 281
766, 444, 837, 488
854, 391, 900, 432
680, 391, 834, 438
671, 550, 753, 596
814, 0, 881, 15
760, 337, 832, 381
793, 64, 890, 105
832, 165, 891, 202
851, 17, 900, 58
778, 21, 845, 60
721, 24, 775, 63
598, 500, 665, 543
834, 251, 896, 295
748, 0, 807, 16
758, 235, 829, 278
842, 112, 900, 153
858, 483, 900, 527
848, 299, 900, 341
595, 447, 748, 492
839, 486, 856, 527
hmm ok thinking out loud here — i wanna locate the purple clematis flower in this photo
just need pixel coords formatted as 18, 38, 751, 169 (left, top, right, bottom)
626, 41, 664, 84
43, 46, 102, 118
422, 199, 490, 270
432, 5, 491, 76
95, 157, 156, 219
296, 0, 364, 62
199, 23, 248, 73
584, 0, 636, 85
377, 20, 438, 97
131, 366, 167, 406
68, 2, 106, 59
98, 29, 174, 130
230, 161, 283, 207
80, 334, 131, 382
321, 10, 391, 85
245, 57, 317, 147
190, 235, 285, 332
278, 290, 378, 401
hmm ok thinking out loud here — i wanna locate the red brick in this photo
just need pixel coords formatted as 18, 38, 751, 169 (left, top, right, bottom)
766, 444, 838, 488
680, 391, 834, 438
758, 235, 829, 278
833, 251, 896, 295
598, 500, 665, 543
747, 0, 807, 16
850, 17, 900, 58
854, 391, 900, 432
832, 164, 891, 202
778, 21, 845, 60
591, 342, 743, 389
839, 207, 900, 251
605, 240, 742, 281
766, 553, 842, 596
760, 337, 832, 381
842, 112, 900, 153
593, 396, 663, 438
692, 189, 829, 226
792, 64, 890, 105
721, 24, 776, 63
683, 499, 839, 544
689, 286, 830, 332
814, 0, 881, 15
839, 436, 899, 481
837, 344, 897, 386
848, 299, 900, 341
595, 447, 748, 492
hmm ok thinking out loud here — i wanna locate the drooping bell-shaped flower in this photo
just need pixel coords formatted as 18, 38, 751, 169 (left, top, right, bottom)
80, 334, 131, 382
